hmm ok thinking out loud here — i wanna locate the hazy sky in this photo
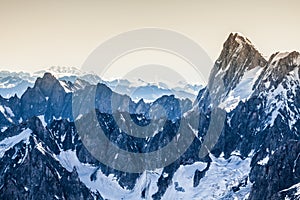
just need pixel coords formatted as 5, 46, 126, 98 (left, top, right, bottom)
0, 0, 299, 78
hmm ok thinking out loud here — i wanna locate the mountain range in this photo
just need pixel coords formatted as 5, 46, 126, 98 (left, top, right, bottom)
0, 66, 202, 101
0, 33, 299, 199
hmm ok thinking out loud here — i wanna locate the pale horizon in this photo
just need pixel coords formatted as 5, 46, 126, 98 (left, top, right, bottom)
0, 0, 299, 77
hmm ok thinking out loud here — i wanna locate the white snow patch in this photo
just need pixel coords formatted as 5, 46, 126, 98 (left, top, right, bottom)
75, 114, 83, 121
0, 135, 252, 200
262, 67, 300, 128
163, 154, 252, 199
1, 127, 8, 132
219, 67, 263, 112
280, 182, 300, 196
36, 142, 46, 155
37, 115, 47, 127
265, 81, 271, 89
33, 136, 46, 155
0, 105, 13, 123
56, 150, 162, 200
4, 106, 14, 117
59, 80, 72, 93
0, 128, 32, 157
0, 105, 5, 114
163, 172, 169, 178
257, 156, 269, 166
272, 52, 290, 63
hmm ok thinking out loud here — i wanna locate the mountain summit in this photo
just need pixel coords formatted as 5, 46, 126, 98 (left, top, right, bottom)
211, 33, 267, 91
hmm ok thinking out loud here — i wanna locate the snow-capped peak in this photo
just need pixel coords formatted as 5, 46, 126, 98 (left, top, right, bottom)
34, 66, 84, 78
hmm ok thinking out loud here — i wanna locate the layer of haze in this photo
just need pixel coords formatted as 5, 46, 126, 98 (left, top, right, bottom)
0, 0, 299, 82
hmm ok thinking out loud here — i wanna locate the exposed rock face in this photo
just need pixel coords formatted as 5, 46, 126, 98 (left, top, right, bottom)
0, 33, 299, 199
213, 33, 267, 93
249, 141, 300, 200
20, 73, 72, 122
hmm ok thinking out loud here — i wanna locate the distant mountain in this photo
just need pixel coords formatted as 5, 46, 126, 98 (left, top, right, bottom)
0, 33, 299, 199
0, 71, 36, 98
0, 66, 202, 101
34, 66, 84, 78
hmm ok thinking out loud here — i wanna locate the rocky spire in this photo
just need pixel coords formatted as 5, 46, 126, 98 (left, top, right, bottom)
33, 72, 63, 97
216, 33, 267, 71
204, 33, 268, 106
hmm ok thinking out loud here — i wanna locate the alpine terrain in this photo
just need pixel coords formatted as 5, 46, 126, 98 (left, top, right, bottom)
0, 33, 299, 200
